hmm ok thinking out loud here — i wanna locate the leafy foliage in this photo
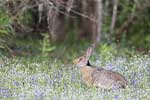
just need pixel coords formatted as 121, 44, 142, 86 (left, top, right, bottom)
128, 7, 150, 50
0, 9, 14, 50
40, 33, 56, 56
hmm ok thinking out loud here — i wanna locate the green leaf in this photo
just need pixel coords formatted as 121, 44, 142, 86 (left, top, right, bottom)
0, 29, 8, 35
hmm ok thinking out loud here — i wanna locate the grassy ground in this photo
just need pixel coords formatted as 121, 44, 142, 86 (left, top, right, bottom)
0, 42, 150, 100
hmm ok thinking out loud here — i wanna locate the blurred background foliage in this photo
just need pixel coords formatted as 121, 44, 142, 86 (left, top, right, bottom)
0, 8, 14, 51
0, 0, 149, 56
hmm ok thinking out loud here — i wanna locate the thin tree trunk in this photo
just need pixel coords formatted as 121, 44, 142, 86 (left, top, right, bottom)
93, 0, 103, 46
110, 0, 118, 34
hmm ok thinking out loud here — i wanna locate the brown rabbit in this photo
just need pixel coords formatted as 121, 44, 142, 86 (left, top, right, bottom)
73, 46, 128, 89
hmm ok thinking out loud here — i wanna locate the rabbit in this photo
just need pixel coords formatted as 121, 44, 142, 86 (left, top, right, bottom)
73, 46, 128, 89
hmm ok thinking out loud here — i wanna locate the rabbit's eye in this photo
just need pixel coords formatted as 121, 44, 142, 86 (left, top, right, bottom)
79, 57, 83, 61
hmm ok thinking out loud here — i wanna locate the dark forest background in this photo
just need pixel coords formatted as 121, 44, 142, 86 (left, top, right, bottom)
0, 0, 150, 56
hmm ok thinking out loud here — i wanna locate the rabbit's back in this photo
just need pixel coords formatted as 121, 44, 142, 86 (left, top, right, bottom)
91, 68, 128, 89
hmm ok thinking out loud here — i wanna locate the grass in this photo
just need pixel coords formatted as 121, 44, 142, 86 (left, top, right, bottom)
0, 42, 150, 100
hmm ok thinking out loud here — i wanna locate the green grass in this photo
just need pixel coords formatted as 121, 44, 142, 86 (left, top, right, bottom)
0, 43, 150, 100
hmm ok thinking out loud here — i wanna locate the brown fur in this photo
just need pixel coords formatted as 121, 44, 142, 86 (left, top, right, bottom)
79, 66, 128, 89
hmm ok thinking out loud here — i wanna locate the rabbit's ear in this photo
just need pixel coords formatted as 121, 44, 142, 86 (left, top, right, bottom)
86, 47, 93, 59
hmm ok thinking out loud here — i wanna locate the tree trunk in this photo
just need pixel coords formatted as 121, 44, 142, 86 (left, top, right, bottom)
92, 0, 103, 46
110, 0, 118, 34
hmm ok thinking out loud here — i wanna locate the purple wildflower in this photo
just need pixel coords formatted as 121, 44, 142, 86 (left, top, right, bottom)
34, 89, 44, 99
106, 64, 114, 70
0, 87, 11, 98
114, 95, 119, 100
131, 79, 138, 85
13, 81, 20, 87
